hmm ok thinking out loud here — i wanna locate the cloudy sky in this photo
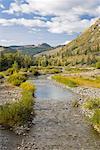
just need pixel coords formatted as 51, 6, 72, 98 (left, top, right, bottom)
0, 0, 100, 46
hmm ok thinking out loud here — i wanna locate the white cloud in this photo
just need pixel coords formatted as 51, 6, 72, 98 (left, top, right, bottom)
0, 18, 45, 27
46, 17, 93, 34
3, 0, 100, 16
0, 39, 25, 46
0, 17, 99, 35
0, 3, 4, 9
28, 28, 41, 33
1, 0, 100, 34
96, 6, 100, 14
0, 39, 15, 42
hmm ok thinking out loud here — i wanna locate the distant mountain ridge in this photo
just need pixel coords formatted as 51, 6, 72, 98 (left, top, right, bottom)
0, 43, 53, 55
0, 46, 16, 53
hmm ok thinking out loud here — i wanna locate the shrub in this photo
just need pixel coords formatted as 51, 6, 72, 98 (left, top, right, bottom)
5, 68, 15, 76
96, 62, 100, 69
12, 61, 19, 72
48, 69, 61, 74
42, 68, 61, 74
32, 69, 40, 76
72, 100, 79, 107
0, 91, 35, 127
20, 68, 28, 72
91, 109, 100, 133
83, 99, 100, 110
91, 109, 100, 125
7, 73, 27, 86
83, 98, 100, 133
29, 67, 40, 76
20, 82, 36, 94
0, 72, 5, 79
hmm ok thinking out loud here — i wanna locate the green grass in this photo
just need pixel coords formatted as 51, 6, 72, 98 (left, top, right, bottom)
83, 98, 100, 133
28, 67, 40, 76
65, 67, 91, 73
0, 91, 35, 127
43, 68, 61, 74
52, 75, 100, 88
7, 72, 27, 86
29, 66, 62, 75
0, 81, 36, 128
96, 62, 100, 69
0, 72, 5, 78
52, 75, 78, 87
5, 68, 16, 76
0, 77, 36, 128
20, 82, 36, 94
83, 99, 100, 110
91, 109, 100, 125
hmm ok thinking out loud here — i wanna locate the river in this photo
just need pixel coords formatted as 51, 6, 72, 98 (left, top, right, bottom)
0, 75, 100, 150
32, 75, 76, 101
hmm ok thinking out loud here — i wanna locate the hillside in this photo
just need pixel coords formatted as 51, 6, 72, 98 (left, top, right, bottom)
0, 46, 16, 53
0, 43, 53, 55
34, 45, 64, 57
10, 43, 53, 55
35, 19, 100, 66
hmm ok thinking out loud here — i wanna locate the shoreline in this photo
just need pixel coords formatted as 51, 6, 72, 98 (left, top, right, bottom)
18, 75, 100, 150
0, 75, 100, 150
18, 96, 100, 150
48, 74, 100, 100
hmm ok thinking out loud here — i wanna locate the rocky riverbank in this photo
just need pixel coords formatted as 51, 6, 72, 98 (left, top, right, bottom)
69, 86, 100, 99
0, 81, 34, 136
18, 100, 100, 150
17, 76, 100, 150
0, 82, 22, 105
49, 75, 100, 100
0, 76, 100, 150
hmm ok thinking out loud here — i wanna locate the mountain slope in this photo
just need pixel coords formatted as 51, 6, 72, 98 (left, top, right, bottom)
0, 43, 53, 55
36, 19, 100, 66
0, 46, 16, 54
10, 43, 53, 55
61, 19, 100, 56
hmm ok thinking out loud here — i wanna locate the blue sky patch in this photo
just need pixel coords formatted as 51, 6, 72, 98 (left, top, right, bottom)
0, 0, 99, 46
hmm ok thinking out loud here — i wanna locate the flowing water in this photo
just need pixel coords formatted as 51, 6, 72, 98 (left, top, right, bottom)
32, 75, 76, 101
0, 75, 100, 150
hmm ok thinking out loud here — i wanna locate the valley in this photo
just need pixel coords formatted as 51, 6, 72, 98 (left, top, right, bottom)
0, 19, 100, 150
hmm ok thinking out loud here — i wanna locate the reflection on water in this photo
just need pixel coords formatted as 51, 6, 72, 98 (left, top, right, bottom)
33, 79, 76, 101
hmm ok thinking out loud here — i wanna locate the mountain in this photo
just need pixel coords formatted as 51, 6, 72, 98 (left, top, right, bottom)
34, 44, 64, 57
9, 43, 53, 55
0, 46, 16, 53
37, 43, 52, 48
0, 43, 53, 55
36, 19, 100, 66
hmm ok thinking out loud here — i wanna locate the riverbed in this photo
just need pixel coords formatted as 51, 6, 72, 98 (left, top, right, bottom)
0, 76, 100, 150
32, 75, 76, 101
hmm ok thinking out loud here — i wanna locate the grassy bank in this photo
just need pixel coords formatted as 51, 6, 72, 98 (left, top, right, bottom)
52, 75, 100, 88
52, 75, 78, 87
64, 67, 92, 73
83, 98, 100, 133
28, 66, 62, 75
0, 73, 36, 128
0, 91, 34, 127
7, 72, 27, 86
